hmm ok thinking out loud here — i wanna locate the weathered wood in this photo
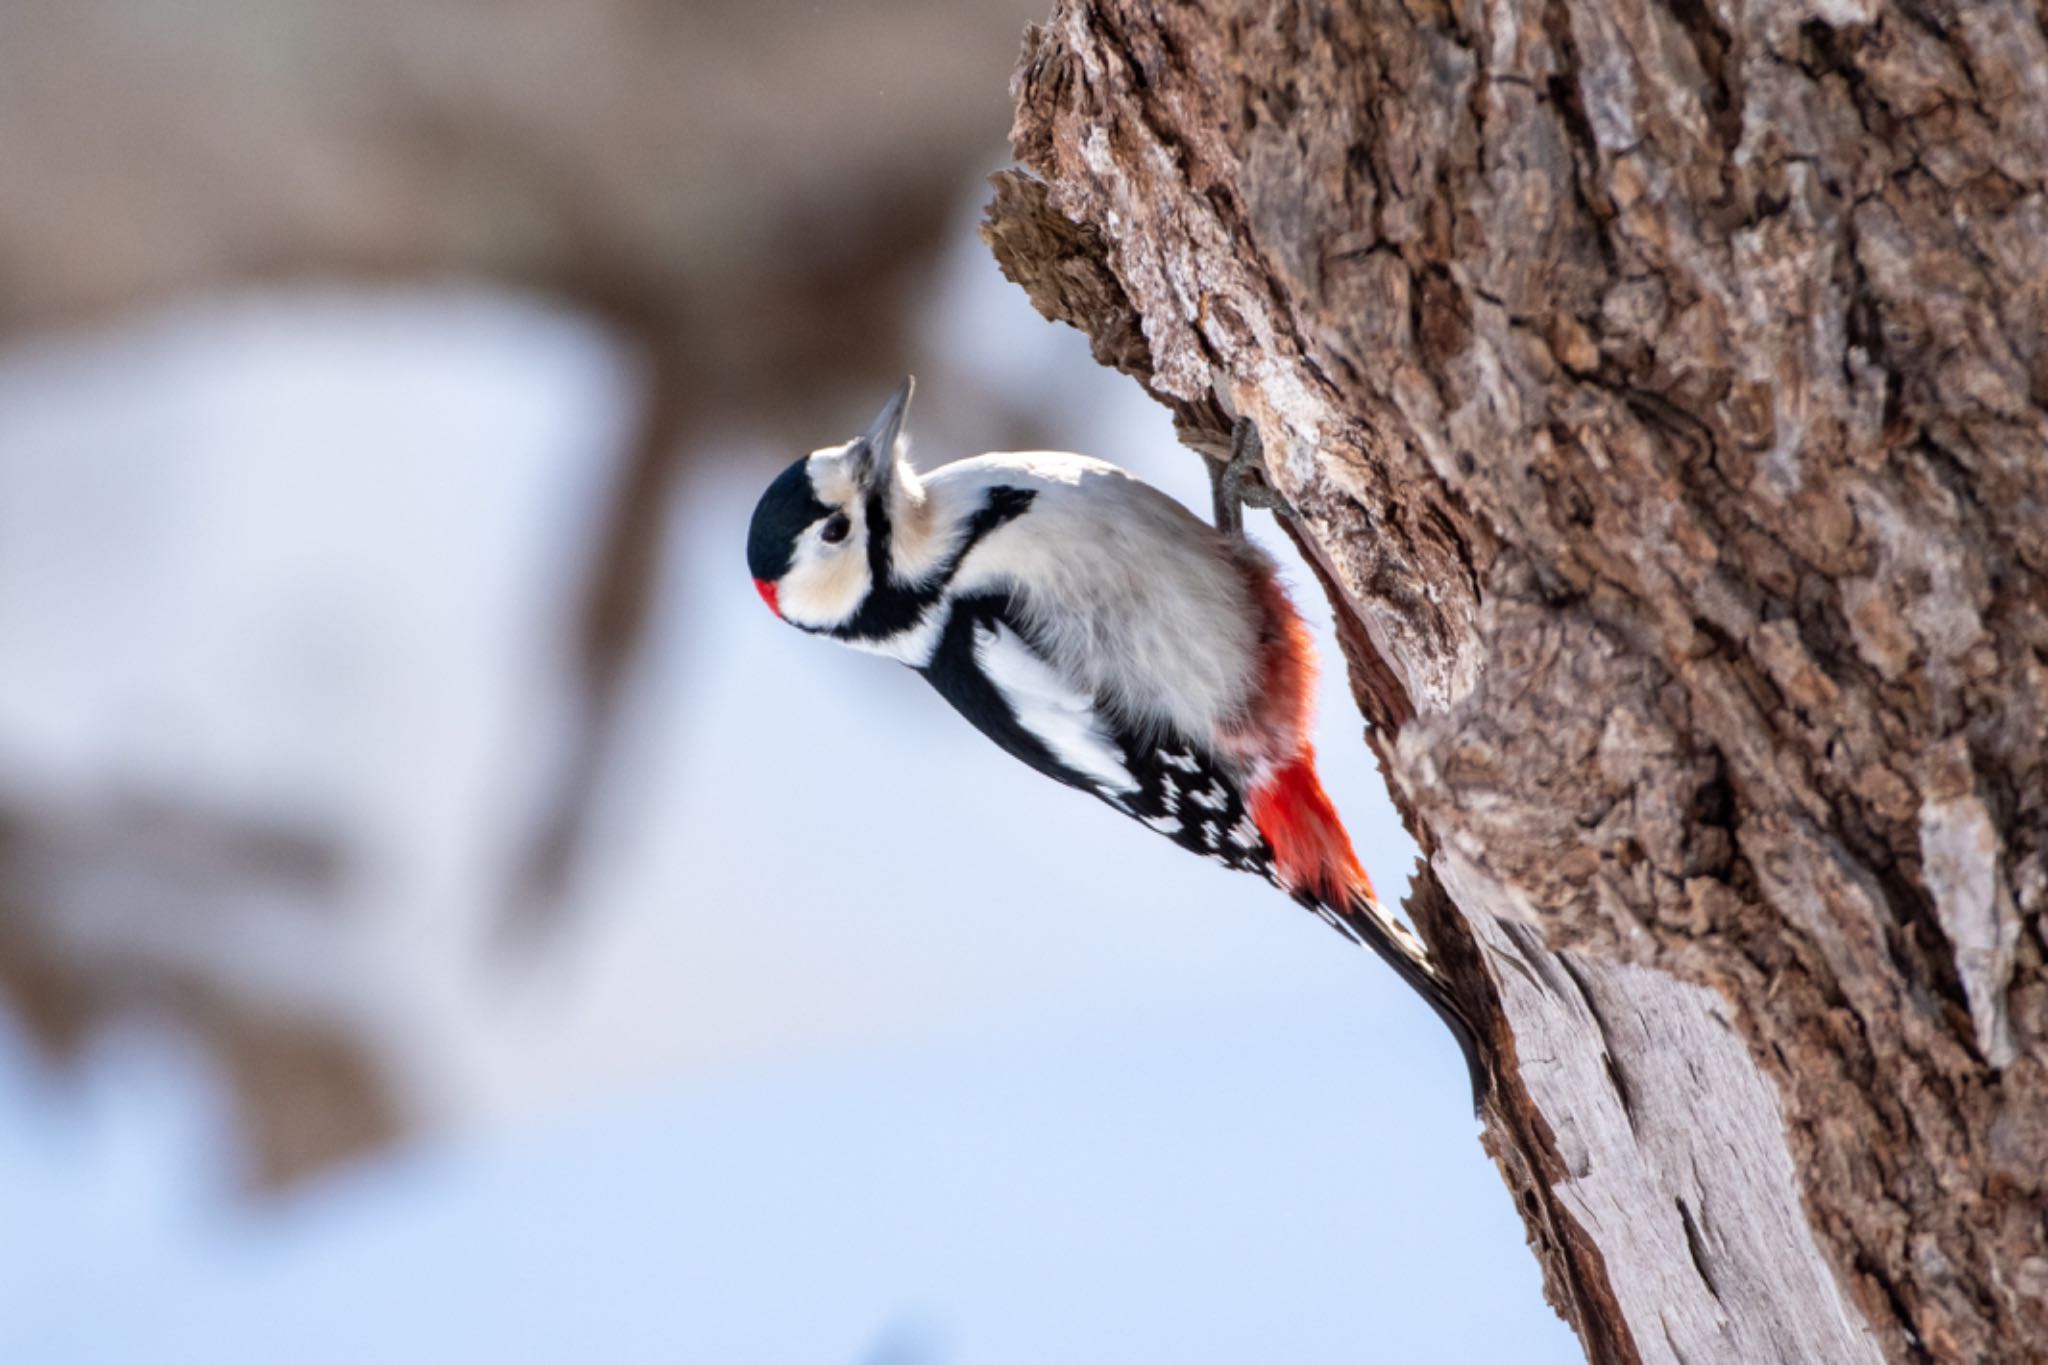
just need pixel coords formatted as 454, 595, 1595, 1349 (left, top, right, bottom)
985, 2, 2048, 1360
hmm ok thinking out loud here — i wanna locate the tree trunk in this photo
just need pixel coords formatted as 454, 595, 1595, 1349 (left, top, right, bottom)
983, 3, 2048, 1361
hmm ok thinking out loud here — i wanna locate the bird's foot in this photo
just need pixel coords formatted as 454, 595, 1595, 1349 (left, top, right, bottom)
1209, 415, 1295, 536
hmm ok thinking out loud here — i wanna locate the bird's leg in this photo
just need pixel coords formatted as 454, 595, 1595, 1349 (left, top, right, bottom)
1209, 415, 1296, 536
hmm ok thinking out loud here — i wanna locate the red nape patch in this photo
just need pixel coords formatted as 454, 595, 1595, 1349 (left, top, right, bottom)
753, 578, 780, 615
1249, 753, 1372, 906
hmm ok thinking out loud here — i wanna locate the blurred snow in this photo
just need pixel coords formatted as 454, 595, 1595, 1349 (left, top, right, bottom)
0, 288, 630, 1120
0, 202, 1579, 1360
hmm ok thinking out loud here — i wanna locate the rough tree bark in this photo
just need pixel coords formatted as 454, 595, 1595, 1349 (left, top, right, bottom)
984, 3, 2047, 1362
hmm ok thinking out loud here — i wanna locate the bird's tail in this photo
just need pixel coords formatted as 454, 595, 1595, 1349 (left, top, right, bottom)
1329, 888, 1491, 1113
1249, 754, 1490, 1111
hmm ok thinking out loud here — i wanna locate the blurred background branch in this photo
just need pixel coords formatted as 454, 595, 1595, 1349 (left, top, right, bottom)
1, 0, 1043, 1183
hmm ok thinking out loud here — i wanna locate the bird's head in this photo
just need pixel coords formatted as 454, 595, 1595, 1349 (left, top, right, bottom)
746, 377, 918, 632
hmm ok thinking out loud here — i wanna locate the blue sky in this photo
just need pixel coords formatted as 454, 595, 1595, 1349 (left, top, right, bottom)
0, 986, 1570, 1364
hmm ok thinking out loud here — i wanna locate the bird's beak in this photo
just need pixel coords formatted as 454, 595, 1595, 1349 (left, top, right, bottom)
860, 375, 914, 463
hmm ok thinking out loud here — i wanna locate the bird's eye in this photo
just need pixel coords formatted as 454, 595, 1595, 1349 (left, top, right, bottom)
820, 512, 851, 545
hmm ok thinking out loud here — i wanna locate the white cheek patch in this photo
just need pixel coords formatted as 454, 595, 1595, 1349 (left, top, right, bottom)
768, 450, 869, 629
973, 620, 1137, 795
778, 536, 869, 627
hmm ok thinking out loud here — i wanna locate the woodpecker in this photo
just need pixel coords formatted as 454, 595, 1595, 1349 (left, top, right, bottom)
747, 379, 1486, 1105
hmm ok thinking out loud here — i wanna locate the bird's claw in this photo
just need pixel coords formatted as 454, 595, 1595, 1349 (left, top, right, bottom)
1210, 415, 1295, 535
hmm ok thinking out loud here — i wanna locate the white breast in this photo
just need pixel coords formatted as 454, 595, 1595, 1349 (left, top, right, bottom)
926, 452, 1268, 744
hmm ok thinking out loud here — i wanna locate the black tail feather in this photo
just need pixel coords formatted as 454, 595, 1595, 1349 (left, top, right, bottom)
1313, 891, 1491, 1114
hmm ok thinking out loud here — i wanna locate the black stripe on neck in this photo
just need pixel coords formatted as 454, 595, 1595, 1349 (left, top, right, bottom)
832, 485, 1035, 643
